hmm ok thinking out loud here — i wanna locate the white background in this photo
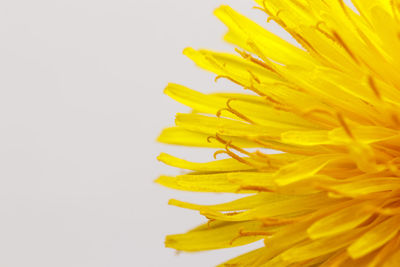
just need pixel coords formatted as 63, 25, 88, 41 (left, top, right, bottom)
0, 0, 309, 266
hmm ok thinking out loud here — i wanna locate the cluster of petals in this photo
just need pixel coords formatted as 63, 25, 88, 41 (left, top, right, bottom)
158, 1, 400, 266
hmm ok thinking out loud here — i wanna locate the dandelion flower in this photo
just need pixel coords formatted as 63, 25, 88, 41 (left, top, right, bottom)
157, 0, 400, 266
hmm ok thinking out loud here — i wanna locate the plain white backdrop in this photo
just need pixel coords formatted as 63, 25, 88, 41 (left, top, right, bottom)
0, 0, 306, 266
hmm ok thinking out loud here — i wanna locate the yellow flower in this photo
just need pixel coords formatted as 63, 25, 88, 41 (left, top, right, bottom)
157, 1, 400, 266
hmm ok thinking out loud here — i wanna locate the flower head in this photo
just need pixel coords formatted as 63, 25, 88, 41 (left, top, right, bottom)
158, 0, 400, 266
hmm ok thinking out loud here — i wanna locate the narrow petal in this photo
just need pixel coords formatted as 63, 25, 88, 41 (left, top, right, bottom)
348, 215, 400, 259
165, 221, 266, 251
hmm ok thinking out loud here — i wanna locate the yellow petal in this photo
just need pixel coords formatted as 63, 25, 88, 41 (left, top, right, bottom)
164, 83, 226, 115
201, 193, 336, 222
281, 130, 329, 146
253, 220, 312, 264
273, 154, 342, 186
168, 193, 292, 212
214, 5, 312, 67
183, 47, 283, 85
175, 113, 282, 138
348, 215, 400, 259
282, 126, 398, 146
368, 234, 400, 267
323, 177, 400, 198
157, 153, 253, 172
307, 202, 374, 239
156, 173, 247, 193
158, 126, 259, 148
281, 227, 365, 262
166, 221, 265, 251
